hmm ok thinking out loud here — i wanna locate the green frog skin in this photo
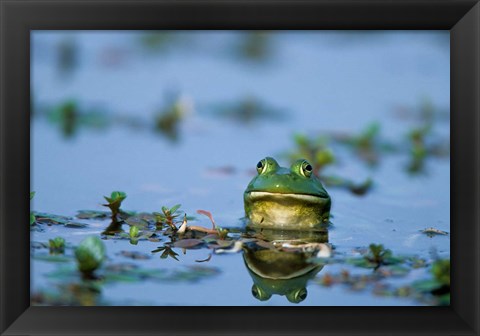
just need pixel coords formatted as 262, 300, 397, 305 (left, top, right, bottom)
244, 157, 331, 229
242, 228, 329, 303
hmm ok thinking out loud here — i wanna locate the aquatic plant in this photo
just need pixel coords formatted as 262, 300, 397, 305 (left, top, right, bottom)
128, 225, 140, 245
321, 175, 373, 196
406, 126, 430, 173
154, 96, 191, 141
129, 225, 139, 239
348, 244, 403, 269
138, 31, 180, 52
57, 38, 78, 77
49, 237, 66, 255
365, 243, 403, 267
30, 191, 36, 225
154, 204, 183, 230
151, 245, 179, 261
286, 133, 335, 175
103, 191, 127, 220
412, 259, 450, 304
211, 96, 286, 125
236, 31, 273, 63
332, 122, 395, 166
74, 236, 106, 278
196, 210, 221, 236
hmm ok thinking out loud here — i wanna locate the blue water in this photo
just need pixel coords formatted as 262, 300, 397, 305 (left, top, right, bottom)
31, 31, 450, 306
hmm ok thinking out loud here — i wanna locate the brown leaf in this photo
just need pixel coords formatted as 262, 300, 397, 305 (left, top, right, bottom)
172, 239, 204, 249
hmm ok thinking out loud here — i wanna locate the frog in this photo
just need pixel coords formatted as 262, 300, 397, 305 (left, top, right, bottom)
244, 157, 331, 229
242, 228, 329, 303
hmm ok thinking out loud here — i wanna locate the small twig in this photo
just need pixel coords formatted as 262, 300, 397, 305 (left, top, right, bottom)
187, 225, 217, 235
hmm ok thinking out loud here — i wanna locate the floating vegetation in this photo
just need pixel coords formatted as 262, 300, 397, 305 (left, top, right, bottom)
393, 97, 449, 123
103, 191, 127, 221
412, 259, 450, 305
331, 122, 396, 167
76, 210, 110, 220
154, 204, 184, 230
401, 99, 450, 175
45, 100, 109, 138
32, 211, 88, 229
346, 244, 404, 270
57, 38, 78, 78
49, 237, 66, 255
321, 175, 373, 196
286, 134, 335, 175
154, 95, 192, 142
32, 282, 104, 306
210, 96, 287, 125
101, 263, 221, 284
420, 227, 449, 237
74, 236, 106, 278
235, 31, 274, 63
30, 191, 36, 226
30, 197, 449, 306
285, 134, 373, 196
314, 246, 449, 305
138, 31, 183, 53
118, 250, 151, 260
151, 245, 180, 261
405, 126, 450, 175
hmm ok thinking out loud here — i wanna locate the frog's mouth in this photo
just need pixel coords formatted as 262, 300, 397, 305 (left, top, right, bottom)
245, 191, 328, 204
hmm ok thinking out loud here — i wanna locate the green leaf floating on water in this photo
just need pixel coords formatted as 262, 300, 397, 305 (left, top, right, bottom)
74, 236, 106, 275
76, 210, 110, 219
49, 237, 66, 254
129, 225, 139, 238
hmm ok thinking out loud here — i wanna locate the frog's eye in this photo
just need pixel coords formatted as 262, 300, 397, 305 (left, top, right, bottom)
256, 159, 266, 174
251, 285, 271, 301
256, 157, 279, 174
287, 288, 308, 303
301, 161, 313, 178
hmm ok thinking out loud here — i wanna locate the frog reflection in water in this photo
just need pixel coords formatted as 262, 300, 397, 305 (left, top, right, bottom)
243, 229, 329, 303
244, 157, 331, 230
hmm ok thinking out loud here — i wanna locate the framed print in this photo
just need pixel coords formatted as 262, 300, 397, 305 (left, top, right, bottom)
1, 0, 479, 335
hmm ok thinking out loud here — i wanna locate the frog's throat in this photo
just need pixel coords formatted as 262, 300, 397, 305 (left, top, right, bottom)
245, 191, 328, 203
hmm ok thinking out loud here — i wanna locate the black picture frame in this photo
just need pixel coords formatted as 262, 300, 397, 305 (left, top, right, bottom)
1, 0, 479, 335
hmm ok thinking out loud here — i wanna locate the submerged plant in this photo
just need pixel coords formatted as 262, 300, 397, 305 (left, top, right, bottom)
74, 236, 106, 278
49, 237, 66, 254
103, 191, 127, 220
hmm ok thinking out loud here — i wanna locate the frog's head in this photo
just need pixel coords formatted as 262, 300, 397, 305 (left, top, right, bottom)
244, 157, 331, 229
